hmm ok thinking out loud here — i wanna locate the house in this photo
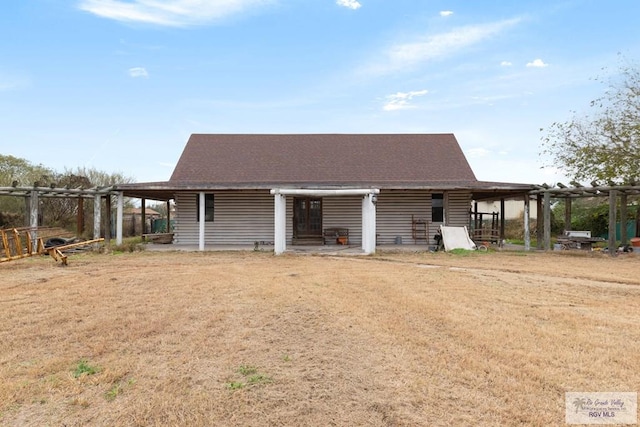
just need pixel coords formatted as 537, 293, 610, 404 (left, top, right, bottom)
475, 200, 538, 220
115, 134, 534, 254
123, 207, 161, 236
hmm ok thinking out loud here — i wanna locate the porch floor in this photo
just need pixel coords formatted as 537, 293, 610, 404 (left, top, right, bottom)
143, 243, 434, 255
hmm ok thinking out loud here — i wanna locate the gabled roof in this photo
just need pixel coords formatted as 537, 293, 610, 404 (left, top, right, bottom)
169, 134, 477, 186
115, 134, 536, 200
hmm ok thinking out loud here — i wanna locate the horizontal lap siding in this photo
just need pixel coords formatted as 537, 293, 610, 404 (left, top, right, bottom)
174, 191, 273, 245
173, 189, 472, 246
447, 191, 472, 228
377, 190, 431, 245
321, 196, 362, 245
174, 192, 361, 245
376, 190, 472, 245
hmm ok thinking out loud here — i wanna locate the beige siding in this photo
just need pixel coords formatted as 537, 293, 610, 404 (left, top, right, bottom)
174, 189, 472, 246
376, 190, 472, 246
174, 191, 273, 245
377, 190, 431, 245
447, 191, 472, 227
320, 196, 362, 245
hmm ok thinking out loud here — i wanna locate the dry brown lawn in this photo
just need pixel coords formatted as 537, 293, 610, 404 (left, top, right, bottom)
1, 249, 639, 426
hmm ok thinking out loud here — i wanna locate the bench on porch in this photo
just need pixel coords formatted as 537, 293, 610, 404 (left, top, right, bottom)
323, 227, 349, 245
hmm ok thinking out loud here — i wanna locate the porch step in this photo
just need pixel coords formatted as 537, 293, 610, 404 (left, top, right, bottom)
292, 237, 324, 246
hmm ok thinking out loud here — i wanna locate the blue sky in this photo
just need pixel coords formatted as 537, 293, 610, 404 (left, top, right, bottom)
1, 0, 639, 185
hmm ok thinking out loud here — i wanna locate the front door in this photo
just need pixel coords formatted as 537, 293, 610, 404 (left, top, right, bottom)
293, 197, 322, 238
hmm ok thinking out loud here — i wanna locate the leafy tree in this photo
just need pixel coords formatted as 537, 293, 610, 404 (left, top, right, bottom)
541, 57, 640, 183
0, 154, 53, 187
552, 197, 639, 238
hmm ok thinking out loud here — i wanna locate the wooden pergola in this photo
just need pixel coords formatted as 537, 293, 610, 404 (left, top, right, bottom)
530, 182, 640, 256
0, 184, 174, 247
0, 185, 115, 248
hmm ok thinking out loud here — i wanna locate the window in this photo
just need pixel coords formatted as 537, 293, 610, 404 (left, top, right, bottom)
196, 194, 214, 222
431, 193, 444, 222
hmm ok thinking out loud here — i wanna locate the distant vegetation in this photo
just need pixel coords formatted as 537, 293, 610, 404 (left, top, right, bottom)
541, 56, 640, 184
0, 154, 134, 233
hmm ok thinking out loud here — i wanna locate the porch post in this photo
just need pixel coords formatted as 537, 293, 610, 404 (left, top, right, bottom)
166, 201, 171, 233
362, 192, 377, 254
116, 192, 124, 245
274, 193, 286, 255
199, 192, 205, 251
141, 198, 146, 236
523, 194, 531, 251
499, 198, 505, 246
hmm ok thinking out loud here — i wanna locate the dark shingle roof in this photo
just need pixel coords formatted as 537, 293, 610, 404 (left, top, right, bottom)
169, 134, 478, 186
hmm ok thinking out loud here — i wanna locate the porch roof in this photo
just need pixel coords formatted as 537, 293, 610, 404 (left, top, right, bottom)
114, 180, 535, 201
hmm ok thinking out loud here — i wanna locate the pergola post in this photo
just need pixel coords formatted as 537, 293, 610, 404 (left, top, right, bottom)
564, 198, 572, 231
608, 190, 618, 257
104, 195, 111, 244
620, 193, 628, 246
524, 194, 531, 251
29, 190, 38, 252
116, 192, 124, 245
93, 194, 101, 241
536, 196, 543, 249
77, 198, 85, 236
543, 191, 551, 251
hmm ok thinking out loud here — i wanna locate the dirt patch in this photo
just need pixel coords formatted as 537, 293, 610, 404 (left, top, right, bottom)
1, 250, 639, 426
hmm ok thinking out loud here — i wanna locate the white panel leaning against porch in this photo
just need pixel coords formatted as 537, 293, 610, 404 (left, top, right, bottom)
440, 225, 477, 251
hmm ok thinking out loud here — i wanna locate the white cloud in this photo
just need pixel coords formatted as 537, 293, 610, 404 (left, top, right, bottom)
500, 61, 512, 67
439, 10, 453, 17
526, 58, 549, 68
365, 18, 521, 76
78, 0, 273, 27
383, 89, 428, 111
129, 67, 149, 78
337, 0, 361, 10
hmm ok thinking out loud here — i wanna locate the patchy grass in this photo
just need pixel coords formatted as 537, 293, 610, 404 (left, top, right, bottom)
1, 250, 640, 426
72, 360, 98, 378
